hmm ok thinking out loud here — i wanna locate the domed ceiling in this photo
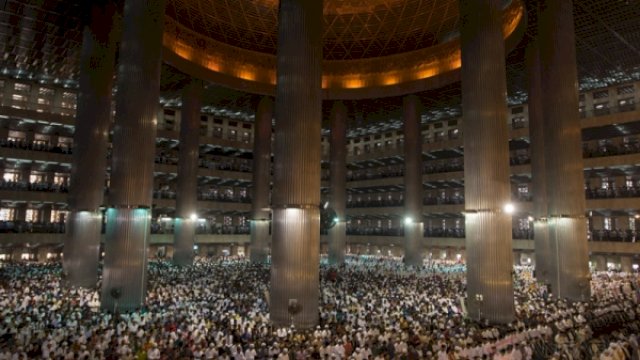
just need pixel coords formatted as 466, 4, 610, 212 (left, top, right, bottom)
162, 0, 526, 98
165, 0, 462, 60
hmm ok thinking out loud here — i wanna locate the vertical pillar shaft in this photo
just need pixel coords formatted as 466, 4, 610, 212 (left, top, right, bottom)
460, 0, 515, 324
539, 0, 590, 301
41, 204, 52, 224
620, 256, 632, 273
0, 126, 8, 141
526, 39, 552, 286
64, 1, 118, 288
250, 97, 273, 263
593, 255, 606, 272
403, 95, 424, 266
14, 203, 27, 222
271, 0, 323, 329
101, 0, 166, 312
328, 101, 347, 265
173, 80, 202, 266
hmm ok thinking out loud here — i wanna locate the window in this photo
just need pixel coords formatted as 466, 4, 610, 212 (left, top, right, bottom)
518, 185, 529, 196
604, 217, 612, 230
54, 174, 67, 185
39, 88, 54, 97
3, 172, 18, 182
29, 173, 44, 183
511, 107, 524, 114
25, 209, 38, 222
512, 116, 526, 129
0, 208, 14, 221
593, 90, 609, 99
441, 219, 446, 229
11, 94, 26, 102
629, 217, 636, 231
14, 83, 30, 92
617, 85, 635, 95
601, 177, 609, 190
594, 103, 609, 112
228, 121, 238, 127
50, 210, 68, 223
164, 118, 175, 130
213, 127, 222, 138
37, 98, 51, 105
619, 98, 635, 110
61, 92, 76, 109
228, 129, 237, 140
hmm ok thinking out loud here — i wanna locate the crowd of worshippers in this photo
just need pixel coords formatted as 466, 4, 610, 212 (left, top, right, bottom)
0, 256, 639, 360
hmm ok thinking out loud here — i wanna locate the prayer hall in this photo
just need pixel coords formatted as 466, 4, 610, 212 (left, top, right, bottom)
1, 0, 640, 358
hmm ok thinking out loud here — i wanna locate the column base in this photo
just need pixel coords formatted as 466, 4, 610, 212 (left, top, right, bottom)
328, 222, 346, 265
270, 207, 320, 329
173, 219, 195, 266
63, 211, 102, 288
404, 222, 423, 266
533, 221, 551, 285
548, 217, 590, 302
250, 220, 271, 263
620, 256, 633, 273
101, 208, 151, 313
465, 212, 515, 324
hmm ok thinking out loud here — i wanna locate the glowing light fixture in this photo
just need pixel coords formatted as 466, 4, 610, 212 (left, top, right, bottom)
503, 203, 515, 214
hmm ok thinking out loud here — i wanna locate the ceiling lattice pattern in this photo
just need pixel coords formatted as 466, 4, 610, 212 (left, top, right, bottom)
0, 0, 638, 137
0, 0, 83, 82
165, 0, 461, 60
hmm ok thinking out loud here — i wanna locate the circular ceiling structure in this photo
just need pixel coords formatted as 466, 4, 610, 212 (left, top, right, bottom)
162, 0, 526, 99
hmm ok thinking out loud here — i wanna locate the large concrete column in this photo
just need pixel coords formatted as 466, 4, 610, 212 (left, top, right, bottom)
403, 95, 424, 266
250, 97, 273, 263
64, 0, 118, 288
460, 0, 515, 323
593, 255, 606, 272
101, 0, 166, 312
526, 39, 552, 286
270, 0, 323, 329
620, 256, 632, 273
41, 204, 52, 224
328, 101, 347, 265
14, 203, 27, 222
173, 79, 202, 266
539, 0, 590, 301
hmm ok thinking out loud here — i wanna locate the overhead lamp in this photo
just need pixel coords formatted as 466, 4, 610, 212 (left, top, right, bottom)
404, 216, 413, 225
503, 203, 515, 214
